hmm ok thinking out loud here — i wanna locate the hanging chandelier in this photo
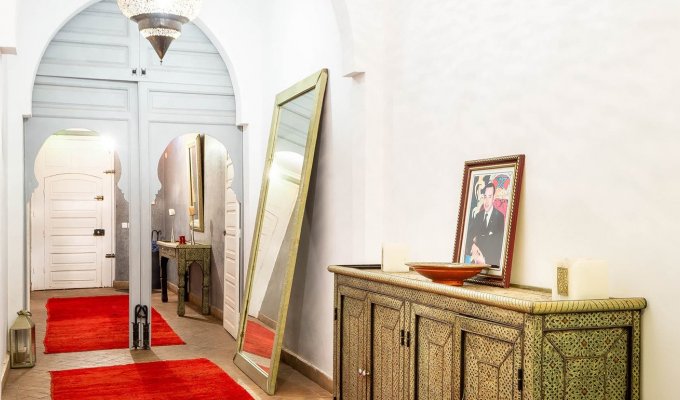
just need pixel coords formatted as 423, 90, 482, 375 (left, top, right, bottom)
117, 0, 203, 62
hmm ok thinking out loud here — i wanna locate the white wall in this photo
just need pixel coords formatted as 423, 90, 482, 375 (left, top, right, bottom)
370, 0, 680, 398
0, 54, 9, 368
0, 0, 17, 54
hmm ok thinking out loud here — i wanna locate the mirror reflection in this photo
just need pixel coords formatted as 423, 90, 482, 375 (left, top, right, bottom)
240, 89, 316, 372
187, 135, 204, 232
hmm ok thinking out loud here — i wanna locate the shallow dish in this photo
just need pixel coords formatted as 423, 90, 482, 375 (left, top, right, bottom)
406, 262, 488, 286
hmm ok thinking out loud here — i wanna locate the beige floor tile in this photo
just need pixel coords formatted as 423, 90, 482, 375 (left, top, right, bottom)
3, 288, 332, 400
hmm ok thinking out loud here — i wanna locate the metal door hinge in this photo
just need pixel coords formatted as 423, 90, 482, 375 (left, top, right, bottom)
104, 169, 115, 174
334, 308, 338, 321
105, 253, 115, 258
517, 368, 524, 392
400, 329, 405, 346
406, 331, 411, 347
95, 195, 104, 201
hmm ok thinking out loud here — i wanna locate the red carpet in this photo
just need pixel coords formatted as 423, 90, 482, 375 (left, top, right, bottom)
51, 358, 253, 400
44, 295, 184, 353
243, 319, 275, 360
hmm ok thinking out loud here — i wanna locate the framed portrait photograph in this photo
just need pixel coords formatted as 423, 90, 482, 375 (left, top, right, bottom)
452, 155, 525, 288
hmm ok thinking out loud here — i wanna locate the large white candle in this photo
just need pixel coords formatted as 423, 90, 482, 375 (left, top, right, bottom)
569, 259, 609, 300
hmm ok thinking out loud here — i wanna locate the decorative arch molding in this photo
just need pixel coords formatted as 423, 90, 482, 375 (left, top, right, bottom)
12, 0, 251, 123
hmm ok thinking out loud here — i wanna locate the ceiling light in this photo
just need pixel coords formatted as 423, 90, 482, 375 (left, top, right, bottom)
117, 0, 203, 62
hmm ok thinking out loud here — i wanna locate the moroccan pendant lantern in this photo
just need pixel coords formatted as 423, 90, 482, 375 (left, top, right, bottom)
117, 0, 203, 62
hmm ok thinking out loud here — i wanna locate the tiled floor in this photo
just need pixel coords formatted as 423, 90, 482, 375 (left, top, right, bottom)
3, 288, 332, 399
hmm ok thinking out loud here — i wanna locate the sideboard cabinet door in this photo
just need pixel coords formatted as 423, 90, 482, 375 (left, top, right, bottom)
541, 327, 631, 399
456, 317, 523, 400
337, 286, 369, 400
407, 304, 458, 400
367, 293, 408, 400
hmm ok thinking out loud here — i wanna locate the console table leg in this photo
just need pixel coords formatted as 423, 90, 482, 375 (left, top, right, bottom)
184, 270, 190, 302
160, 256, 169, 303
177, 265, 186, 317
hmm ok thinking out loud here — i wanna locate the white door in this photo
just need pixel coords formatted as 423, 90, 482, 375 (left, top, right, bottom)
45, 174, 104, 289
223, 187, 240, 338
31, 135, 115, 290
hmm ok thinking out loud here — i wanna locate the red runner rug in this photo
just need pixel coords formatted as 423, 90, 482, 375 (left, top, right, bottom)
44, 295, 184, 353
51, 358, 253, 400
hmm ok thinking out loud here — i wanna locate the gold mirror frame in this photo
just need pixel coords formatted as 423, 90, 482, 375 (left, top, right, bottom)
187, 134, 204, 232
234, 69, 328, 394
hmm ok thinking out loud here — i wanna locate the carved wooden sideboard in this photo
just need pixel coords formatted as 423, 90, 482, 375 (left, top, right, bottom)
329, 266, 646, 400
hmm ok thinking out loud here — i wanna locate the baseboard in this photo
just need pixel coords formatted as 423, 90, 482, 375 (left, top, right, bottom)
257, 313, 277, 331
112, 280, 129, 290
166, 282, 222, 321
2, 352, 9, 395
281, 349, 333, 393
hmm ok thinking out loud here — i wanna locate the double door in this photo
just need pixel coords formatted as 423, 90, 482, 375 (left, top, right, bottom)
336, 285, 523, 400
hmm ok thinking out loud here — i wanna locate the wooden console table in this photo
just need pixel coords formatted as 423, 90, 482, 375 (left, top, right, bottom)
157, 241, 212, 316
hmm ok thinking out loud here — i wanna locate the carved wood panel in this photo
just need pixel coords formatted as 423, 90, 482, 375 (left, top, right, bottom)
408, 304, 458, 400
338, 286, 368, 400
542, 328, 629, 400
368, 293, 406, 400
457, 317, 521, 400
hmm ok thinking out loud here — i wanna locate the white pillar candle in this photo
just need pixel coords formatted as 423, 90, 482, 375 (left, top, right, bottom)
552, 258, 609, 300
168, 208, 175, 216
381, 243, 409, 272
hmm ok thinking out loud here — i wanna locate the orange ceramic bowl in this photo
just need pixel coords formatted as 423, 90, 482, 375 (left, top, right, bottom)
406, 262, 487, 286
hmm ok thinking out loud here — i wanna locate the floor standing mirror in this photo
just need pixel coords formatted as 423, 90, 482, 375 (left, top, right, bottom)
234, 69, 328, 394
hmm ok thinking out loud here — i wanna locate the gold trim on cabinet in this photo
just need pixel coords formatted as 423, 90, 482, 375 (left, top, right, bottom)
328, 266, 647, 315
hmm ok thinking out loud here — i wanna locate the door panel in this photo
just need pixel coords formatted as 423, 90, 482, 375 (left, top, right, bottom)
542, 328, 629, 400
338, 286, 368, 400
37, 0, 139, 82
457, 317, 522, 400
223, 190, 240, 338
368, 293, 406, 400
409, 304, 458, 400
45, 174, 103, 289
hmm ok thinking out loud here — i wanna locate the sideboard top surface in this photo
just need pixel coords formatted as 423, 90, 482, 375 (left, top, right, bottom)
328, 265, 646, 315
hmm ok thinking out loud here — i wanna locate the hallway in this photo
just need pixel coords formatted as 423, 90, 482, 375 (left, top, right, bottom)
3, 289, 331, 399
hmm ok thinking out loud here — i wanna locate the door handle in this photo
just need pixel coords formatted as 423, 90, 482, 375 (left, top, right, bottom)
93, 229, 105, 236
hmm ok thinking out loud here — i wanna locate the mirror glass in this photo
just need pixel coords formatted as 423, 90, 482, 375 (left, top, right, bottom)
234, 70, 328, 394
187, 135, 204, 232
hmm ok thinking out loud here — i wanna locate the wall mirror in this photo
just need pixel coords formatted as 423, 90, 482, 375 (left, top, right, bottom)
234, 69, 328, 394
187, 134, 204, 232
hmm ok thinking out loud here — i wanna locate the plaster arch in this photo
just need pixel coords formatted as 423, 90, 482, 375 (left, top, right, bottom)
11, 0, 257, 124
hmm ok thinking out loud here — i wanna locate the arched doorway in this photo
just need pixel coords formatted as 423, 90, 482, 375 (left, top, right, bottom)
152, 133, 241, 338
25, 0, 242, 346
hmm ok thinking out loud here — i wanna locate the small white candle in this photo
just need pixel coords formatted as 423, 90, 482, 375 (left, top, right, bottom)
381, 243, 410, 272
168, 208, 175, 216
